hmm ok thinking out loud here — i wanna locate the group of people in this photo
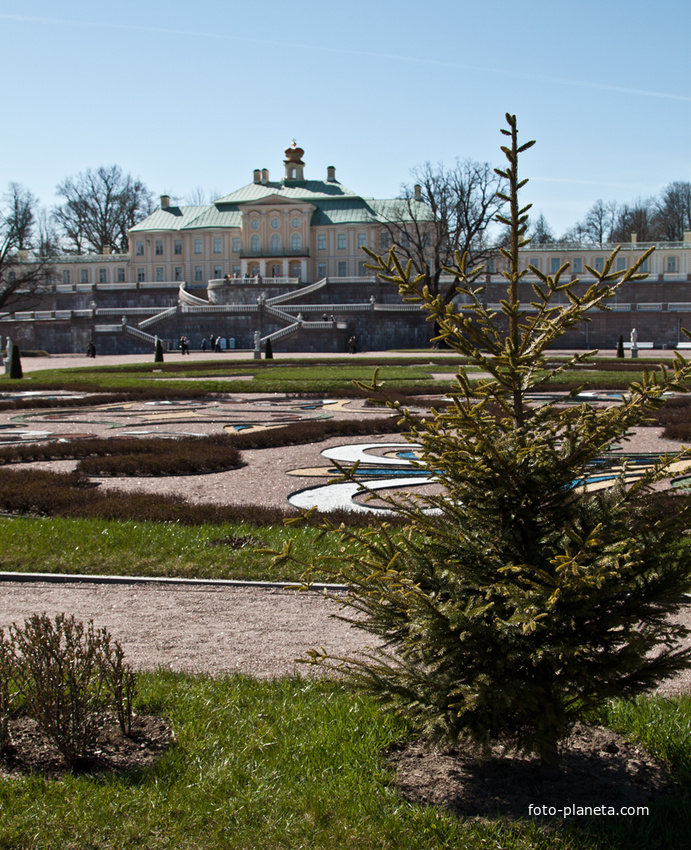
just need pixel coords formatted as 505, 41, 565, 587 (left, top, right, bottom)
200, 334, 223, 352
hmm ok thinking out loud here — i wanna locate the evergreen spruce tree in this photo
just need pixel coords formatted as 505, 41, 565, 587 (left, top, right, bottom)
617, 334, 625, 358
9, 343, 22, 379
265, 337, 274, 359
282, 114, 691, 773
154, 338, 164, 363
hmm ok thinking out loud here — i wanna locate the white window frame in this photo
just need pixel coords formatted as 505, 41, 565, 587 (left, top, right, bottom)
337, 233, 347, 250
135, 241, 144, 256
317, 234, 327, 251
213, 237, 222, 254
174, 239, 183, 255
194, 238, 203, 254
155, 240, 164, 256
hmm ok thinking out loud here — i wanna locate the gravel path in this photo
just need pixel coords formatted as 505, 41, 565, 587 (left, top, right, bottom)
0, 580, 375, 679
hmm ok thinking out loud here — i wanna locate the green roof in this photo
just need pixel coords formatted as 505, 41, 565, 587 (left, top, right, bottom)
131, 186, 433, 234
215, 179, 361, 204
130, 205, 208, 232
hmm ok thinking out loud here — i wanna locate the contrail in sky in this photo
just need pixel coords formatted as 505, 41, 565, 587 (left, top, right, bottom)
2, 13, 690, 104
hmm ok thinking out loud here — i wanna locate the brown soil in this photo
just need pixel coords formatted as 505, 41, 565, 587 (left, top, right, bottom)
388, 724, 675, 822
0, 713, 173, 780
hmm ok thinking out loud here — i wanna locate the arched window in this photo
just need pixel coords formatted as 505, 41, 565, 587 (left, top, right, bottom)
250, 234, 261, 254
270, 233, 281, 255
291, 232, 302, 252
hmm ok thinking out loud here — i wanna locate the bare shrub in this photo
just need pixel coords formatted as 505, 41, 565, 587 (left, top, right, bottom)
0, 629, 18, 756
9, 614, 136, 769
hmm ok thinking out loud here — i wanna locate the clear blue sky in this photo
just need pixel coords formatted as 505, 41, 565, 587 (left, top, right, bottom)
1, 0, 689, 237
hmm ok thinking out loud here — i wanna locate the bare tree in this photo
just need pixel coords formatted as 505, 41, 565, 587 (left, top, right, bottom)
183, 187, 224, 205
376, 159, 506, 304
54, 165, 154, 254
610, 199, 662, 243
0, 184, 51, 311
4, 183, 36, 251
574, 199, 620, 245
528, 212, 554, 245
655, 181, 691, 241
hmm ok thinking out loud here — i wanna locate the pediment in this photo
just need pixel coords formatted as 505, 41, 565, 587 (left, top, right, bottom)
245, 194, 316, 211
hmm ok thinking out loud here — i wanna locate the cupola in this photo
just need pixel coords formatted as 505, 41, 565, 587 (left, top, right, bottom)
284, 140, 305, 181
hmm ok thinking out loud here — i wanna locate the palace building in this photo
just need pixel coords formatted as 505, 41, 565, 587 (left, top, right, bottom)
3, 143, 691, 354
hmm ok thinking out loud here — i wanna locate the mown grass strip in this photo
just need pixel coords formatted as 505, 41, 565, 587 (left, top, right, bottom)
0, 516, 337, 583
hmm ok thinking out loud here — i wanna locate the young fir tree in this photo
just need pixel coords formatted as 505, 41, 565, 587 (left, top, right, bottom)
154, 338, 164, 363
617, 334, 625, 358
265, 337, 274, 359
279, 114, 691, 774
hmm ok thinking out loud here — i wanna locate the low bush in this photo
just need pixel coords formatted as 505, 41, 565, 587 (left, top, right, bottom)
2, 613, 136, 770
0, 467, 396, 527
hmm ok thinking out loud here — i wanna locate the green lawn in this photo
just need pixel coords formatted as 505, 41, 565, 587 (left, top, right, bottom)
1, 673, 688, 849
0, 516, 336, 583
13, 355, 683, 397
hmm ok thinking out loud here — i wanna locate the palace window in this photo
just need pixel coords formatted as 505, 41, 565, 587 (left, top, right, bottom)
62, 269, 71, 285
357, 233, 367, 249
270, 234, 281, 254
667, 256, 678, 273
337, 233, 347, 250
80, 269, 89, 284
213, 237, 222, 254
98, 268, 108, 283
155, 240, 163, 256
213, 266, 222, 279
116, 268, 126, 282
317, 234, 327, 251
174, 267, 183, 281
594, 257, 605, 272
194, 239, 203, 254
137, 268, 145, 282
155, 267, 164, 281
174, 239, 183, 255
337, 261, 347, 277
317, 262, 327, 279
616, 257, 627, 271
550, 257, 560, 274
572, 257, 583, 274
135, 241, 144, 256
291, 233, 302, 251
250, 234, 261, 253
194, 266, 204, 282
270, 218, 280, 229
232, 238, 241, 253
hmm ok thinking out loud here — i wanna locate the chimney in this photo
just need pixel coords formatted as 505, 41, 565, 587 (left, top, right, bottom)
101, 244, 110, 256
631, 232, 637, 244
17, 249, 29, 262
253, 169, 261, 184
414, 184, 422, 202
160, 194, 170, 209
327, 165, 336, 181
684, 231, 691, 243
261, 168, 269, 185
